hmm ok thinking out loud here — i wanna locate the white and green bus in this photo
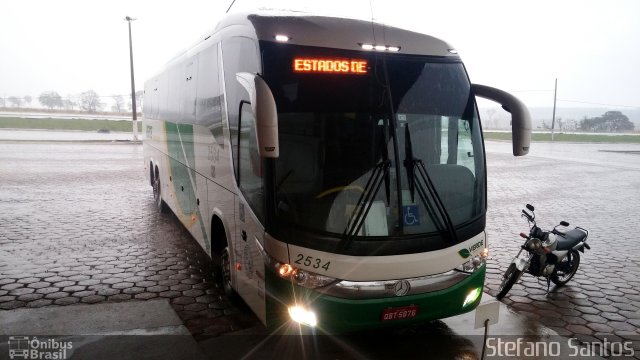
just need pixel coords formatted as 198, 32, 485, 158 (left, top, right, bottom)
143, 11, 531, 332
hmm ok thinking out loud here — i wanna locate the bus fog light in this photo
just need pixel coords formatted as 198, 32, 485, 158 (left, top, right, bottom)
288, 305, 317, 327
463, 287, 482, 307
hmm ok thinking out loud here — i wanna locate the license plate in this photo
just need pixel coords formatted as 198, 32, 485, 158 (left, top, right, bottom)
381, 305, 419, 321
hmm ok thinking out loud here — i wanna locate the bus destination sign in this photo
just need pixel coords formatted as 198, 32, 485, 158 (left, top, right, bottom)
293, 58, 368, 74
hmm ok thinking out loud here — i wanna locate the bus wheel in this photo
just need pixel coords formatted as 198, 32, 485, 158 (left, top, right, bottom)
220, 247, 239, 301
153, 176, 169, 213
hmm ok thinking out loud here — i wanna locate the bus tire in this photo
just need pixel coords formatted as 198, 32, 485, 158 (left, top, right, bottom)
153, 175, 169, 214
220, 246, 240, 302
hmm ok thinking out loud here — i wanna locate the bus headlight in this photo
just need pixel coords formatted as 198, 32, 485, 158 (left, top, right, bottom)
456, 248, 488, 274
278, 263, 295, 277
291, 268, 336, 288
272, 261, 338, 289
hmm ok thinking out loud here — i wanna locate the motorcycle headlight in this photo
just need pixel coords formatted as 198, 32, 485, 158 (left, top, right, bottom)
527, 238, 542, 251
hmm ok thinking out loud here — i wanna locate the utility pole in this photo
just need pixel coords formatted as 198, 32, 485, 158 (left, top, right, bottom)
125, 16, 139, 141
551, 78, 557, 141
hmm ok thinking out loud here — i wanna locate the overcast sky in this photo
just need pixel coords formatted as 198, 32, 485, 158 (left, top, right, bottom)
1, 0, 638, 109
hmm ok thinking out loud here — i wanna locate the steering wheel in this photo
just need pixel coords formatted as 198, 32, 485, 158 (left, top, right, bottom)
315, 185, 364, 199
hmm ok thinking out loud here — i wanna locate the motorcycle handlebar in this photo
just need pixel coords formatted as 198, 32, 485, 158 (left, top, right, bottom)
522, 211, 537, 228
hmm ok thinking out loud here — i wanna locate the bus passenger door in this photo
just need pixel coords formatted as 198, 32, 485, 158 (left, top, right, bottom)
234, 197, 266, 323
233, 102, 267, 323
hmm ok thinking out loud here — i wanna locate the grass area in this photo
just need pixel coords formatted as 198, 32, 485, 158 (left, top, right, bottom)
0, 117, 142, 132
484, 131, 640, 144
2, 117, 638, 144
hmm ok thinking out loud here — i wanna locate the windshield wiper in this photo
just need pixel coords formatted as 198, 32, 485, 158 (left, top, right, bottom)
403, 124, 458, 243
339, 159, 391, 248
340, 123, 392, 248
380, 117, 391, 203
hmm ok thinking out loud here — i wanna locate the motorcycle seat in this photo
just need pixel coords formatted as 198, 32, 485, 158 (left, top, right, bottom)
555, 228, 587, 251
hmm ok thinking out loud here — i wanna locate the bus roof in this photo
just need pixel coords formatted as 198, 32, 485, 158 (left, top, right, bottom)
154, 11, 459, 80
215, 11, 458, 58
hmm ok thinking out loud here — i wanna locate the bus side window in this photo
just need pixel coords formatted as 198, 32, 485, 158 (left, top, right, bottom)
196, 44, 223, 144
238, 101, 264, 221
222, 37, 260, 180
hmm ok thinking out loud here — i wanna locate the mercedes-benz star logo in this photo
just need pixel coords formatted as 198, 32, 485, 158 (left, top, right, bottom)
393, 280, 411, 296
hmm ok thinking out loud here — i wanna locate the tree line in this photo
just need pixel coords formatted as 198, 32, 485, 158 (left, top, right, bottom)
540, 111, 635, 133
0, 90, 143, 114
578, 111, 634, 132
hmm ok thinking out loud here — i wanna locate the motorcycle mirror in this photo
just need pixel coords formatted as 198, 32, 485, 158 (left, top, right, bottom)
560, 221, 569, 227
526, 204, 535, 212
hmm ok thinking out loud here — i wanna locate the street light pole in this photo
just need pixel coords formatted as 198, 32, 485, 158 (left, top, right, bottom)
551, 78, 557, 141
125, 16, 138, 141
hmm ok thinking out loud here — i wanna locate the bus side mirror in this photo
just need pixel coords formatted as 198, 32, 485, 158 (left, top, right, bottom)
471, 84, 531, 156
236, 72, 279, 158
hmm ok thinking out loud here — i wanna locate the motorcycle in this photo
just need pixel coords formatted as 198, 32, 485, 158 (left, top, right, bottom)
496, 204, 590, 299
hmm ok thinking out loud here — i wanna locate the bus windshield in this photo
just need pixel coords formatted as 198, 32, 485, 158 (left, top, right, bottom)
262, 43, 485, 242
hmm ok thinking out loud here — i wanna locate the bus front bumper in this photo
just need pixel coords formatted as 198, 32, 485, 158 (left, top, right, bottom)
266, 266, 485, 333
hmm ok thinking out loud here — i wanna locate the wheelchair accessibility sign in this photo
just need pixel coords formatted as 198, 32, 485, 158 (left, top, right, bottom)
403, 205, 420, 226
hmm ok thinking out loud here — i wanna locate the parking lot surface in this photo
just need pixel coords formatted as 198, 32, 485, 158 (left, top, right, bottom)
484, 141, 640, 345
1, 139, 639, 346
0, 142, 257, 338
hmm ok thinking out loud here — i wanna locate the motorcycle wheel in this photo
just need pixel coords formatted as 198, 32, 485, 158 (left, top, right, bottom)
496, 263, 521, 300
551, 249, 580, 286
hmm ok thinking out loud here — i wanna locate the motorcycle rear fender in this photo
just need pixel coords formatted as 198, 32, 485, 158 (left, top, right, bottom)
573, 242, 590, 253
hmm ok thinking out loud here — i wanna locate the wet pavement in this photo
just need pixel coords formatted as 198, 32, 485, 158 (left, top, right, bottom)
0, 296, 602, 359
0, 139, 639, 351
0, 142, 257, 338
484, 141, 640, 347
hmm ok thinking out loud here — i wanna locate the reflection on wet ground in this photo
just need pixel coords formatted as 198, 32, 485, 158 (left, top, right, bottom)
0, 142, 258, 337
199, 320, 481, 359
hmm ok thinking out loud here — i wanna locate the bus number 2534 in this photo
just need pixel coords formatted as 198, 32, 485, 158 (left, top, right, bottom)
294, 254, 331, 271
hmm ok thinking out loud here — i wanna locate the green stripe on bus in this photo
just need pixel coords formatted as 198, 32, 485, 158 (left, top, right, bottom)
164, 121, 211, 253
